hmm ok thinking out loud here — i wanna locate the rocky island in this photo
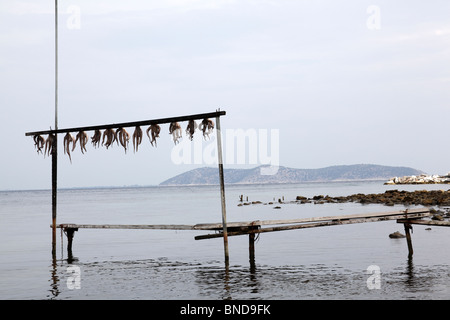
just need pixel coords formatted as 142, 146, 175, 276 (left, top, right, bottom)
160, 164, 424, 185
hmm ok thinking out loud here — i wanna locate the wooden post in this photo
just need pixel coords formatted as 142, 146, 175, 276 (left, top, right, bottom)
66, 228, 77, 254
51, 137, 57, 256
51, 0, 59, 258
215, 112, 229, 265
65, 228, 77, 262
249, 229, 256, 266
404, 223, 413, 258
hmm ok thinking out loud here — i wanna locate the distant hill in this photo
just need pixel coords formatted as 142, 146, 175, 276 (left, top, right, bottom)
159, 164, 424, 186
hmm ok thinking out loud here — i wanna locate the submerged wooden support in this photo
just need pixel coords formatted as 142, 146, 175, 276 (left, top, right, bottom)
403, 222, 413, 258
248, 226, 259, 265
65, 228, 78, 256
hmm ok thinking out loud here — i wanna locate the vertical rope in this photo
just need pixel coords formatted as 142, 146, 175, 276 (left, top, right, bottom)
55, 0, 58, 131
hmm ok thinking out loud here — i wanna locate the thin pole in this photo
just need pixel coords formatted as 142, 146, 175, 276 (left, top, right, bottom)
54, 0, 58, 131
215, 113, 229, 265
51, 0, 58, 256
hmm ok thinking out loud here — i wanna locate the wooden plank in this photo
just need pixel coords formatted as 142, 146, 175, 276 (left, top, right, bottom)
26, 110, 226, 136
195, 212, 430, 240
193, 209, 430, 230
397, 219, 450, 227
194, 221, 262, 230
56, 224, 197, 230
56, 222, 259, 231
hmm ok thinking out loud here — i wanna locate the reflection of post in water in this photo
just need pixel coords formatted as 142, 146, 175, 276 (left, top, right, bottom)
223, 263, 231, 300
405, 255, 415, 288
49, 253, 60, 299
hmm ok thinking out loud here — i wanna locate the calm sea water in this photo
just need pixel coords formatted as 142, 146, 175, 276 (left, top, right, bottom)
0, 181, 449, 300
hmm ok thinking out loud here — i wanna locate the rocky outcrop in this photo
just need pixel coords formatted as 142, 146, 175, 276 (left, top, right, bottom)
385, 173, 450, 185
240, 189, 450, 208
294, 189, 450, 207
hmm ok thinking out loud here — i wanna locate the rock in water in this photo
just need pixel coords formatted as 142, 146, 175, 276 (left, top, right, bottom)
389, 231, 406, 238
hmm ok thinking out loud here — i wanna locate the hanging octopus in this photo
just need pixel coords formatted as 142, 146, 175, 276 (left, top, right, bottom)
102, 128, 116, 149
91, 129, 102, 148
132, 126, 143, 153
33, 135, 45, 154
73, 131, 88, 154
146, 124, 161, 147
115, 127, 130, 153
63, 132, 75, 163
185, 120, 197, 141
44, 134, 55, 157
199, 118, 214, 140
169, 122, 182, 145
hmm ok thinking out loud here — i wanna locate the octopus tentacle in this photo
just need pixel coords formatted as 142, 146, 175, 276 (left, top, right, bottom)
146, 124, 160, 147
81, 131, 88, 153
73, 131, 88, 154
199, 118, 214, 140
132, 126, 143, 153
116, 127, 130, 153
44, 134, 55, 157
169, 122, 182, 145
63, 132, 75, 163
91, 129, 102, 148
186, 120, 197, 141
102, 128, 115, 149
33, 135, 45, 154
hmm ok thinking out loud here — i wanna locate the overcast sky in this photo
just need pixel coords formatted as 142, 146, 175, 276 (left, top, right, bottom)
1, 0, 450, 190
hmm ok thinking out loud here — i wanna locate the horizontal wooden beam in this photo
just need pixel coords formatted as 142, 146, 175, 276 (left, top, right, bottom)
26, 110, 226, 136
55, 221, 261, 231
56, 223, 197, 230
195, 211, 431, 240
397, 219, 450, 227
193, 209, 430, 230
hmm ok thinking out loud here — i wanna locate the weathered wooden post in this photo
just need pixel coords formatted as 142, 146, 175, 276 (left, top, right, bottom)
215, 112, 229, 265
249, 229, 255, 264
51, 137, 57, 256
404, 222, 413, 257
51, 0, 59, 257
65, 228, 77, 256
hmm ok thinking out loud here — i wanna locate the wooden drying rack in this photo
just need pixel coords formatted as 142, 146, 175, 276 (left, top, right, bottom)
26, 110, 231, 264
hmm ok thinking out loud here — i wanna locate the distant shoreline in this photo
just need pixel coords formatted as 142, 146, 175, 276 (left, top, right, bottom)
159, 164, 425, 186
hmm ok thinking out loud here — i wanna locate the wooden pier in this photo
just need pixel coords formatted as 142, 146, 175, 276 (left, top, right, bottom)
56, 208, 440, 261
